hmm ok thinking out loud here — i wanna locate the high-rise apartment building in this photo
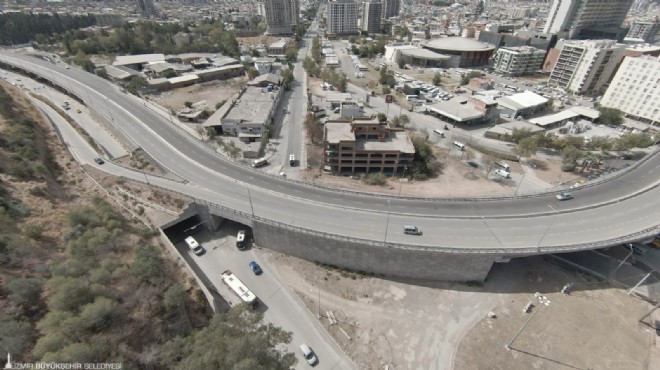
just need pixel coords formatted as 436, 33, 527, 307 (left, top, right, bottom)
543, 0, 633, 39
327, 0, 359, 35
259, 0, 299, 35
381, 0, 400, 19
626, 18, 660, 43
362, 0, 382, 34
136, 0, 157, 17
600, 55, 660, 125
548, 40, 625, 94
492, 46, 547, 76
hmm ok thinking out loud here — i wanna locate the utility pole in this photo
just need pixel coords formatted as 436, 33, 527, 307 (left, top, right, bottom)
247, 187, 255, 217
384, 200, 391, 243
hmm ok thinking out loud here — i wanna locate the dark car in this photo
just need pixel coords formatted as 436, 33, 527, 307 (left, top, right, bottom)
249, 261, 262, 275
94, 157, 105, 165
467, 161, 478, 168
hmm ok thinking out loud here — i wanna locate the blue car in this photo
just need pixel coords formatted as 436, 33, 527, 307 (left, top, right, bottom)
249, 261, 262, 275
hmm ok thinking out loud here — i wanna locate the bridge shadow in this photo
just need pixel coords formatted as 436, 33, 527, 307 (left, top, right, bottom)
507, 346, 585, 370
379, 254, 648, 296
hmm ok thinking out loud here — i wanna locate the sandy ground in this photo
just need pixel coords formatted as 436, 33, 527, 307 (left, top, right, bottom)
263, 250, 656, 370
150, 77, 247, 112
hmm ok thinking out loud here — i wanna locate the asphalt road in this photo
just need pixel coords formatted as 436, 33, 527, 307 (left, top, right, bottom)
0, 50, 658, 254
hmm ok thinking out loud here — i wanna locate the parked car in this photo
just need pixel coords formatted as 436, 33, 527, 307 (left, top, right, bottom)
556, 192, 573, 201
249, 261, 263, 275
467, 161, 478, 168
495, 169, 510, 179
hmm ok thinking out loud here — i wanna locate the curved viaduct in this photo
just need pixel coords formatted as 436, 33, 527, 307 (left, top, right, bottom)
1, 52, 658, 281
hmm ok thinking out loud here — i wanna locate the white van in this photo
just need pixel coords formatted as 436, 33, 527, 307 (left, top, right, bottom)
185, 236, 204, 256
433, 129, 444, 136
403, 225, 422, 235
495, 169, 510, 179
405, 95, 419, 101
495, 161, 510, 171
452, 141, 465, 151
300, 344, 318, 366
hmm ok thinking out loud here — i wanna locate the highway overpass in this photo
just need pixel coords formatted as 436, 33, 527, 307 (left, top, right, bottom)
1, 51, 658, 281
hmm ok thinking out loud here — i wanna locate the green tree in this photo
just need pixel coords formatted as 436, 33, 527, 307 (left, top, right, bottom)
8, 278, 43, 308
225, 141, 242, 160
396, 54, 405, 68
160, 305, 296, 370
79, 297, 119, 331
460, 71, 484, 85
280, 68, 294, 90
561, 146, 583, 172
598, 107, 624, 126
614, 132, 654, 152
337, 72, 347, 92
376, 113, 387, 122
512, 136, 539, 160
47, 277, 99, 313
246, 68, 260, 80
481, 154, 497, 175
511, 127, 535, 143
432, 72, 442, 86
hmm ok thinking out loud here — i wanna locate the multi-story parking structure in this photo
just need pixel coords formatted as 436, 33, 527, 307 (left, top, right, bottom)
323, 117, 414, 175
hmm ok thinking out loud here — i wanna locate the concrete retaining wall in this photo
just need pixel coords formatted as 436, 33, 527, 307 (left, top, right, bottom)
252, 221, 496, 282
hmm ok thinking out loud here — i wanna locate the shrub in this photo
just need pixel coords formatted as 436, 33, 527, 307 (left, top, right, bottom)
8, 278, 43, 307
24, 224, 44, 239
132, 245, 164, 283
0, 320, 35, 356
79, 297, 119, 331
362, 172, 387, 185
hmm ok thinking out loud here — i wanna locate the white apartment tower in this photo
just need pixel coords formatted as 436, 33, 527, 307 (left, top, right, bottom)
327, 0, 359, 35
543, 0, 634, 39
362, 0, 383, 34
492, 46, 547, 77
600, 55, 660, 125
259, 0, 299, 35
548, 40, 625, 94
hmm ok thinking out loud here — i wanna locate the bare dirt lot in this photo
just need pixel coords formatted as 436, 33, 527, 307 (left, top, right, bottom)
264, 250, 657, 370
150, 77, 247, 112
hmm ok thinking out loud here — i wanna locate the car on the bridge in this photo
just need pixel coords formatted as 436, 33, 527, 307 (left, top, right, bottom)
404, 225, 422, 235
94, 157, 105, 165
249, 261, 262, 275
556, 192, 573, 201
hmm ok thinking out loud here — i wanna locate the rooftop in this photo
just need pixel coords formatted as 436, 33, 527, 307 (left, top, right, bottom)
498, 91, 548, 110
223, 86, 278, 124
358, 131, 415, 154
529, 110, 580, 127
424, 37, 495, 52
113, 53, 165, 66
400, 47, 452, 60
424, 100, 484, 121
569, 106, 600, 120
325, 121, 355, 144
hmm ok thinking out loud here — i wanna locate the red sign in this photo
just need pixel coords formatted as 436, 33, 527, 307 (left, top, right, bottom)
385, 94, 393, 104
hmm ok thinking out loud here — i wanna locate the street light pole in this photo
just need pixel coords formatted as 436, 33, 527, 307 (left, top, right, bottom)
247, 187, 255, 217
537, 205, 559, 250
384, 200, 391, 243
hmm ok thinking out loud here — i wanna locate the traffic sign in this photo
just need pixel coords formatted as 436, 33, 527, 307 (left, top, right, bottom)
385, 94, 393, 104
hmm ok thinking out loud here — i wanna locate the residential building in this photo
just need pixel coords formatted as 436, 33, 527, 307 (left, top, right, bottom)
625, 18, 660, 44
268, 39, 290, 56
600, 55, 660, 125
491, 46, 547, 76
382, 0, 400, 19
323, 117, 415, 175
548, 40, 625, 95
362, 0, 382, 34
327, 0, 359, 35
259, 0, 299, 35
543, 0, 634, 39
